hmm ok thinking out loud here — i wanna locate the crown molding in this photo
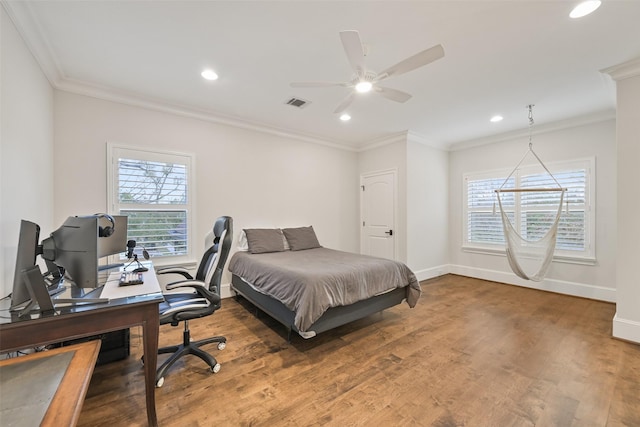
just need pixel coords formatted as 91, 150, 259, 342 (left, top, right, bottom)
602, 57, 640, 81
406, 131, 448, 151
356, 130, 448, 153
1, 0, 64, 86
357, 131, 409, 152
58, 78, 357, 152
448, 110, 616, 152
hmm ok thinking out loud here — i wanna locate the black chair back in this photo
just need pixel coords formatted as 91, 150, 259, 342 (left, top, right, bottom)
194, 216, 233, 294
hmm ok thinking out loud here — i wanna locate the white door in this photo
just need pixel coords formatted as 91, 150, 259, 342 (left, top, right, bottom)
361, 170, 396, 260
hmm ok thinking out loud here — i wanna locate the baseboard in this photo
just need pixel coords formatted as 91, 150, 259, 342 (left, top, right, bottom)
448, 264, 616, 303
612, 313, 640, 344
413, 265, 449, 282
221, 282, 233, 299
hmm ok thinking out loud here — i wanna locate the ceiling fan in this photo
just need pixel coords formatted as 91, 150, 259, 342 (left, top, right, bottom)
290, 30, 445, 114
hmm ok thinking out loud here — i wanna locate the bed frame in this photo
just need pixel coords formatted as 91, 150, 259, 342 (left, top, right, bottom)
231, 274, 406, 340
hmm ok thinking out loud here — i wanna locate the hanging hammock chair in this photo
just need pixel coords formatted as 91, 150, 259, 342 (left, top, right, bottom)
494, 105, 567, 282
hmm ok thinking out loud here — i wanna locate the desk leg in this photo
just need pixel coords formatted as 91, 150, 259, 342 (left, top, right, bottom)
141, 305, 160, 427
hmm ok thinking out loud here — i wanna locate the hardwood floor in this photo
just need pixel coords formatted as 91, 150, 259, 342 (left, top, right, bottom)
78, 275, 640, 426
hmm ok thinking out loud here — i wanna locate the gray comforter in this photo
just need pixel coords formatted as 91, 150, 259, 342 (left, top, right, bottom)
228, 247, 421, 332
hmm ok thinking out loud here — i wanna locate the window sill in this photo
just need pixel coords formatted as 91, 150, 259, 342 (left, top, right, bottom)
461, 245, 597, 266
151, 259, 198, 270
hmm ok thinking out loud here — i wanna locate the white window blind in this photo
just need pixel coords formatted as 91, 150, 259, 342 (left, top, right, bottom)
463, 158, 594, 262
520, 169, 586, 251
467, 177, 514, 244
108, 144, 195, 263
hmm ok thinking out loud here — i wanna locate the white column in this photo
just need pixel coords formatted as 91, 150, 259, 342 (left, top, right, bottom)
604, 58, 640, 343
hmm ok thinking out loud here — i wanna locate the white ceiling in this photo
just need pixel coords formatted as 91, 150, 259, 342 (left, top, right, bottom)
5, 1, 640, 151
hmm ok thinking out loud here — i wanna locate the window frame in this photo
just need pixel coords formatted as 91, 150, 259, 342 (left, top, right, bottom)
462, 157, 596, 264
107, 142, 196, 266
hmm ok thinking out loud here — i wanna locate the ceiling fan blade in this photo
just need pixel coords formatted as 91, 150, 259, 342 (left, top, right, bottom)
376, 44, 444, 81
339, 30, 366, 77
290, 81, 348, 88
333, 92, 356, 114
375, 86, 412, 103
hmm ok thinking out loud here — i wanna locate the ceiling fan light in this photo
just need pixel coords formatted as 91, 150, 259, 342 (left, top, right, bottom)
340, 114, 351, 121
201, 69, 219, 81
570, 1, 601, 18
355, 81, 372, 93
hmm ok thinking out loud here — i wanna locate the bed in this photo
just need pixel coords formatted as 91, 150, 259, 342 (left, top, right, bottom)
228, 226, 421, 339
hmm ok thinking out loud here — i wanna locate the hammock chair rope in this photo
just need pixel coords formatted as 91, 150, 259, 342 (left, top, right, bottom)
494, 105, 567, 282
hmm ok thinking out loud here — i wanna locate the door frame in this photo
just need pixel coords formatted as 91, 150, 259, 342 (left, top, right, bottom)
360, 168, 398, 259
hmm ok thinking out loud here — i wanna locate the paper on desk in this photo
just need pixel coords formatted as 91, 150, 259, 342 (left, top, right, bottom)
100, 271, 162, 300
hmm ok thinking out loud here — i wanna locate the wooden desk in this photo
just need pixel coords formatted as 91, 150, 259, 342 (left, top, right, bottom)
0, 268, 163, 426
0, 340, 101, 426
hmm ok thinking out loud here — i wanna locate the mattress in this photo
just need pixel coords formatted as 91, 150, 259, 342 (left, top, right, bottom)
228, 247, 420, 332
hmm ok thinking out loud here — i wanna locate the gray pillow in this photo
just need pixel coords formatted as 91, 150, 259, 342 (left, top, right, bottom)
244, 228, 286, 254
282, 226, 321, 251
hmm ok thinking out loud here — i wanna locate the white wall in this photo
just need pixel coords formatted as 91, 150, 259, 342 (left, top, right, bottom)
449, 119, 617, 301
357, 135, 450, 279
53, 91, 359, 289
406, 138, 449, 280
0, 6, 54, 298
607, 59, 640, 344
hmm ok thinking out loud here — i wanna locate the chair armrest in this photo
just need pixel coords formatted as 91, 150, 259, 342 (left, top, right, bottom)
156, 267, 193, 280
165, 280, 207, 291
165, 280, 220, 305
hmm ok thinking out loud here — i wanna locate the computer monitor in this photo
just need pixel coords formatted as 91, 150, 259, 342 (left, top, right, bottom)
10, 220, 41, 311
41, 216, 99, 288
98, 215, 128, 258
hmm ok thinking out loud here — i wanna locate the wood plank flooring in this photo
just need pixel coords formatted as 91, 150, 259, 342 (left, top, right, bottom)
78, 274, 640, 426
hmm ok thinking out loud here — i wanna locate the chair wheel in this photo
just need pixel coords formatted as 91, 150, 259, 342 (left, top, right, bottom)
211, 363, 221, 373
217, 342, 226, 350
156, 377, 164, 388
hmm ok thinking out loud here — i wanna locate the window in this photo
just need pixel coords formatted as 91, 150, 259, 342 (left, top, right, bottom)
108, 143, 195, 264
463, 158, 595, 262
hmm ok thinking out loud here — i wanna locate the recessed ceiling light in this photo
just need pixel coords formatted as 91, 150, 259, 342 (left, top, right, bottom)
355, 81, 372, 93
570, 1, 601, 18
201, 69, 218, 81
490, 115, 503, 123
340, 114, 351, 121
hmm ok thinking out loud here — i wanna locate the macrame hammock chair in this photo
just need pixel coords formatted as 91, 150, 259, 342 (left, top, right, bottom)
494, 105, 567, 282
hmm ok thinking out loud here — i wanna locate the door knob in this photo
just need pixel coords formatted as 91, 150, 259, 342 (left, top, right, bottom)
385, 230, 393, 236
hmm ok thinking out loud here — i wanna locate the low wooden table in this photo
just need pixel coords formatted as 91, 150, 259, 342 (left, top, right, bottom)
0, 340, 101, 426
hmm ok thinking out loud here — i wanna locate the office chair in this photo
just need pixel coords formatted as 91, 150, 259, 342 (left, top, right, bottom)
152, 216, 233, 387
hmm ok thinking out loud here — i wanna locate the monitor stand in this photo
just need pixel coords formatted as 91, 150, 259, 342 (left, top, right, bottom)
52, 281, 108, 305
46, 279, 65, 297
16, 269, 108, 317
19, 266, 56, 317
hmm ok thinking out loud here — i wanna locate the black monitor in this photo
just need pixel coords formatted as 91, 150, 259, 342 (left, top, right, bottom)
10, 220, 41, 311
98, 215, 128, 258
41, 216, 99, 288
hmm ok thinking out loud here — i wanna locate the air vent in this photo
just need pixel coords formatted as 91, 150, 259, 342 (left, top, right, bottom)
285, 97, 310, 108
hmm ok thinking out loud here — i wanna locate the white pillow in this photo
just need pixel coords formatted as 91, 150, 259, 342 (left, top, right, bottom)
237, 229, 249, 251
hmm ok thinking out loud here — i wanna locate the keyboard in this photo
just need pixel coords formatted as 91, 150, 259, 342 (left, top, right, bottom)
119, 272, 144, 286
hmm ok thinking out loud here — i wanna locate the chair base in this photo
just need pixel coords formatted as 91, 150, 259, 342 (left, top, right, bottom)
156, 321, 226, 386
